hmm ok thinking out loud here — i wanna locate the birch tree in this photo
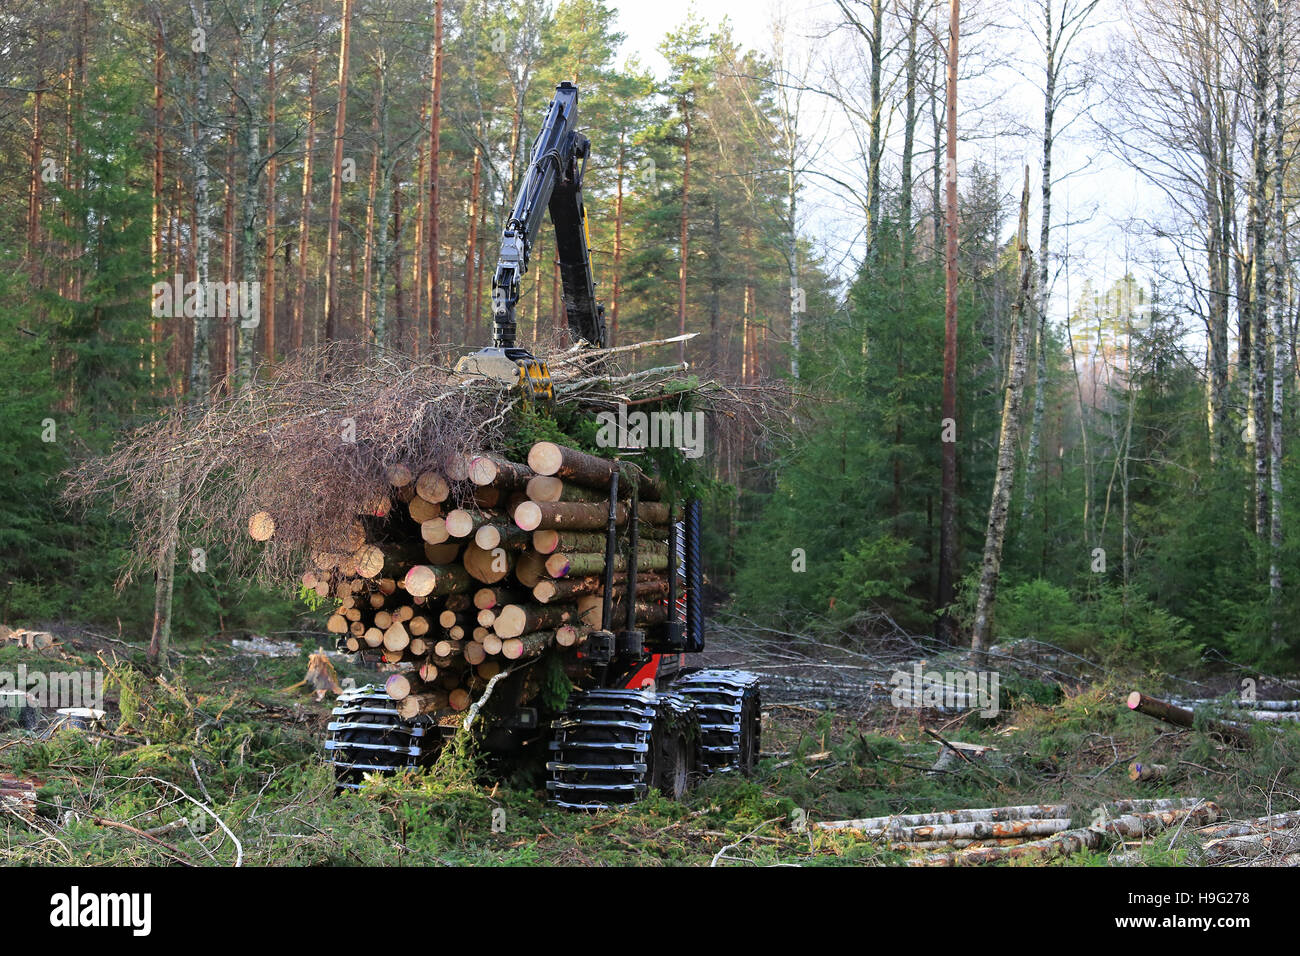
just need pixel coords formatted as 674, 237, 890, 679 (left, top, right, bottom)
971, 169, 1034, 661
1022, 0, 1100, 516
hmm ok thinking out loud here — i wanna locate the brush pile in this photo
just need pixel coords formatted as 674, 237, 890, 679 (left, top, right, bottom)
66, 335, 775, 585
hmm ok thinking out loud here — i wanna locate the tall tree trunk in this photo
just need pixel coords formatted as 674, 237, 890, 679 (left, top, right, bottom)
26, 84, 43, 263
710, 203, 721, 369
151, 21, 164, 389
323, 0, 353, 341
1251, 0, 1271, 541
1024, 0, 1058, 517
1210, 19, 1233, 461
392, 161, 404, 346
612, 129, 625, 346
427, 0, 443, 349
787, 133, 799, 378
532, 237, 542, 344
188, 0, 214, 400
677, 102, 691, 364
867, 0, 883, 258
373, 61, 392, 349
938, 0, 960, 637
236, 0, 265, 387
412, 129, 425, 354
293, 47, 318, 353
900, 0, 919, 265
361, 90, 379, 333
474, 190, 486, 340
222, 108, 235, 390
1269, 0, 1285, 638
971, 171, 1034, 662
463, 140, 481, 345
263, 19, 277, 363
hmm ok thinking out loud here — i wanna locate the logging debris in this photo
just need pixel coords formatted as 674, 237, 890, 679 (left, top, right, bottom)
64, 338, 783, 585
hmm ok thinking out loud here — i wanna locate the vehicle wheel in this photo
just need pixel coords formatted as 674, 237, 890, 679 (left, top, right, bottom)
738, 688, 761, 776
652, 728, 694, 800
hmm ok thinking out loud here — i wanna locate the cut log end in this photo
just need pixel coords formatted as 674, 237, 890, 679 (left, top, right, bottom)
248, 511, 276, 541
514, 500, 543, 532
527, 441, 564, 476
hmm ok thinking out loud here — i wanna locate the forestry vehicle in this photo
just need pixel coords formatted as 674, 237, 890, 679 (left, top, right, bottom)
326, 82, 761, 808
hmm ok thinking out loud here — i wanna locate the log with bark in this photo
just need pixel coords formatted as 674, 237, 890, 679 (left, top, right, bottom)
493, 602, 578, 639
444, 508, 486, 539
815, 804, 1071, 833
475, 521, 529, 552
544, 549, 667, 579
911, 804, 1221, 867
404, 563, 472, 598
1126, 691, 1252, 744
1128, 761, 1168, 782
502, 630, 556, 660
397, 690, 449, 719
533, 572, 667, 604
513, 499, 626, 533
525, 475, 606, 503
526, 442, 661, 500
576, 596, 668, 630
468, 454, 532, 490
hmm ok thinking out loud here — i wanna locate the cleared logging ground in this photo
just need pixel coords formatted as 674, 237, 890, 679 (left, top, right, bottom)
0, 624, 1297, 867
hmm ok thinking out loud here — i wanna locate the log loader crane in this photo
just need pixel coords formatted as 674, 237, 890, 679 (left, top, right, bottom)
452, 80, 606, 400
326, 83, 760, 809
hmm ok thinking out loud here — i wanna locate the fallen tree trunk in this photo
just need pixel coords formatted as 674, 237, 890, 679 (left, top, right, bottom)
1196, 810, 1300, 838
816, 804, 1070, 832
1128, 761, 1169, 782
1126, 691, 1252, 744
1202, 828, 1300, 863
856, 818, 1073, 843
910, 804, 1221, 867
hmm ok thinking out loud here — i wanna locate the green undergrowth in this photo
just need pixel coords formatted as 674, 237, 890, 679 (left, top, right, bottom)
1, 633, 1298, 865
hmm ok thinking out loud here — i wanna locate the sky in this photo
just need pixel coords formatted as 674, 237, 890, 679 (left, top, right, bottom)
600, 0, 1172, 332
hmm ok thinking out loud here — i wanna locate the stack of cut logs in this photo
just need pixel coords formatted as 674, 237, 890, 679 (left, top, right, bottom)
252, 442, 673, 721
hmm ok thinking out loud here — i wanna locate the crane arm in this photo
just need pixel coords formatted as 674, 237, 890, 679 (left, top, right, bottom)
490, 81, 607, 351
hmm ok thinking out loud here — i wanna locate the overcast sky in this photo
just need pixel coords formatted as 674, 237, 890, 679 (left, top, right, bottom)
601, 0, 1169, 330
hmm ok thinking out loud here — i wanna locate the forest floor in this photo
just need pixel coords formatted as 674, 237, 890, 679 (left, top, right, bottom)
0, 623, 1297, 866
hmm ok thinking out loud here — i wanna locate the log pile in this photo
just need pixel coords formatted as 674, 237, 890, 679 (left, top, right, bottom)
258, 442, 675, 720
900, 800, 1222, 866
814, 799, 1222, 862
